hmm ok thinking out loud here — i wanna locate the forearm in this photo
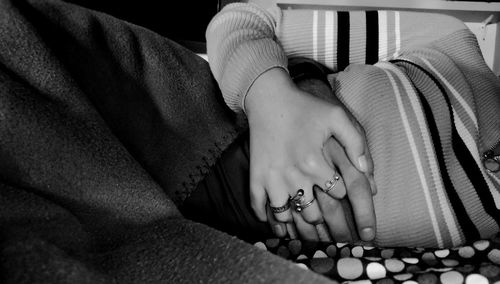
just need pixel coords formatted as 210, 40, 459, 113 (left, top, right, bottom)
206, 3, 288, 113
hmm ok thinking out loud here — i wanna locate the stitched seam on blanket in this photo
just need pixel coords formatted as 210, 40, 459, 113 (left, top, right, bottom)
175, 129, 240, 206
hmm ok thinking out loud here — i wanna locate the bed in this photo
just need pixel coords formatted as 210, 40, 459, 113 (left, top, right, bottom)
258, 233, 500, 283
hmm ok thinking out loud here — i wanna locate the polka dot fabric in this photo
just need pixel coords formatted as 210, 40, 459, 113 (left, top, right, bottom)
254, 233, 500, 283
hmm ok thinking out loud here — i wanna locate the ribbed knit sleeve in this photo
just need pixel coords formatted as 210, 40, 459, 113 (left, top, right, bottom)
206, 3, 288, 113
206, 3, 500, 248
206, 3, 468, 113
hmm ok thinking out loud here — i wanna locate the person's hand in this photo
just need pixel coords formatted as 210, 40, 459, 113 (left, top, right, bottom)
318, 136, 377, 242
245, 67, 375, 242
295, 76, 377, 242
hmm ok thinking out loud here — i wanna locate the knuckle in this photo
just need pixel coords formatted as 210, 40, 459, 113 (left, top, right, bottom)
266, 167, 282, 180
300, 154, 320, 172
282, 166, 300, 183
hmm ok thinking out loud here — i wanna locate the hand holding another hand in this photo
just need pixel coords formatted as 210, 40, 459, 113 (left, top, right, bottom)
245, 67, 376, 242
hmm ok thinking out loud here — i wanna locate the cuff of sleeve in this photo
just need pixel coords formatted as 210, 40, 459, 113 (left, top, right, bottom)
220, 39, 288, 113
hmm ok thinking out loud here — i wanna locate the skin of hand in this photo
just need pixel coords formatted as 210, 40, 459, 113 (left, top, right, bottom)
245, 67, 376, 242
296, 76, 377, 242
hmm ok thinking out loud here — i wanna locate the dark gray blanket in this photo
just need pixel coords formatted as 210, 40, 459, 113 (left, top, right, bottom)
0, 0, 333, 283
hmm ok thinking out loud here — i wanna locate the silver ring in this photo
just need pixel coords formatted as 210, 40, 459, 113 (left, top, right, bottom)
270, 202, 291, 214
290, 189, 315, 213
323, 175, 340, 194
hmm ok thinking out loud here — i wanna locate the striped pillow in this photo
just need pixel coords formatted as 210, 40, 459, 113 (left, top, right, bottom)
329, 45, 500, 248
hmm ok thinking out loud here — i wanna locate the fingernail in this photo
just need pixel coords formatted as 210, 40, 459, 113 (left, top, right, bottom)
273, 224, 285, 237
287, 223, 298, 239
358, 155, 368, 173
360, 227, 375, 241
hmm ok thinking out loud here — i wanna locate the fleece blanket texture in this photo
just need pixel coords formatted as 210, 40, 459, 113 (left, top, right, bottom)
0, 0, 334, 283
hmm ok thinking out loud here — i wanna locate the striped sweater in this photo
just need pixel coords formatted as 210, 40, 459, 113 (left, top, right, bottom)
206, 3, 500, 248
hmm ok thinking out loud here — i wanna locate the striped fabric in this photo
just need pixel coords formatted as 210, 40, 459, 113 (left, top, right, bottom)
206, 4, 500, 247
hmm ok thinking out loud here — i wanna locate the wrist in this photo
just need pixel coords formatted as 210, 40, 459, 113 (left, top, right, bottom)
245, 67, 297, 120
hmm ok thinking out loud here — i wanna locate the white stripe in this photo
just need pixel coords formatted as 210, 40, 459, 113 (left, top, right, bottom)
420, 58, 478, 130
380, 62, 462, 246
313, 10, 318, 61
378, 11, 388, 61
377, 63, 444, 247
454, 110, 500, 209
349, 12, 366, 65
393, 12, 401, 58
325, 11, 334, 68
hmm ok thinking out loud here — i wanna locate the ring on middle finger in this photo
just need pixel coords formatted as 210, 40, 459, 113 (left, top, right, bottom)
290, 189, 315, 213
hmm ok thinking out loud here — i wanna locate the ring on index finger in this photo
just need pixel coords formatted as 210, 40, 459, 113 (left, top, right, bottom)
290, 189, 315, 213
323, 175, 341, 194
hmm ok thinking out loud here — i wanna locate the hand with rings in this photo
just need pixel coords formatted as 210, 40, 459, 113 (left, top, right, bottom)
245, 67, 376, 242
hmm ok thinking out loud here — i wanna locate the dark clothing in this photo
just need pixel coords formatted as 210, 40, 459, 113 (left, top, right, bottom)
0, 0, 333, 283
62, 0, 219, 53
182, 131, 275, 244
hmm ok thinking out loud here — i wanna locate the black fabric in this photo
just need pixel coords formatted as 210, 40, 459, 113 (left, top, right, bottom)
182, 131, 275, 244
288, 57, 332, 87
365, 11, 378, 65
0, 1, 336, 283
337, 11, 350, 71
62, 0, 220, 52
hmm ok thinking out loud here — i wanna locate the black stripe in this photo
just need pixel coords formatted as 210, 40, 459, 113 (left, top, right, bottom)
395, 60, 500, 228
415, 86, 480, 243
397, 58, 500, 232
337, 11, 349, 71
365, 11, 378, 65
391, 59, 483, 242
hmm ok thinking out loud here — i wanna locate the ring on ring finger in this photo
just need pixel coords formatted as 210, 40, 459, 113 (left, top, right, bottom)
270, 202, 291, 214
290, 189, 315, 212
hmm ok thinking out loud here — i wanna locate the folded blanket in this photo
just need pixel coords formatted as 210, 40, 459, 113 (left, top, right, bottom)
0, 0, 334, 283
